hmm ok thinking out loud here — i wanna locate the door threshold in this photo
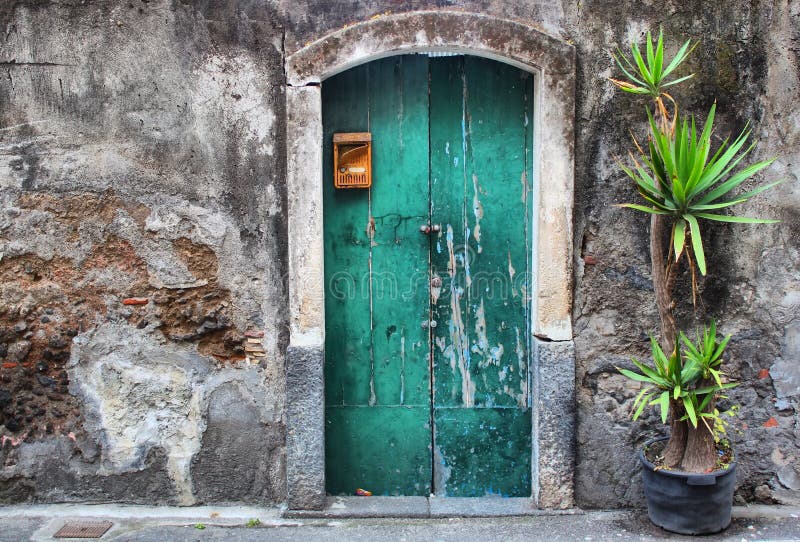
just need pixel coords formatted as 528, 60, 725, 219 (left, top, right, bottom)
283, 497, 583, 518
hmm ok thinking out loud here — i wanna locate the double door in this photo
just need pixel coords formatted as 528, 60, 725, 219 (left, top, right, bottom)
323, 54, 534, 497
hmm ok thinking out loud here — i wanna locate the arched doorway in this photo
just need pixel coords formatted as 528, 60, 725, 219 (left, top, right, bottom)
323, 54, 534, 497
284, 11, 576, 510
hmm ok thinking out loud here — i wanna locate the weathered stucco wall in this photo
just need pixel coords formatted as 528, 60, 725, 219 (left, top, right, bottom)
0, 0, 288, 504
1, 0, 798, 508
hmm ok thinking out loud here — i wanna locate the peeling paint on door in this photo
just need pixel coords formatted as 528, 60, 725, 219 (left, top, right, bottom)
324, 55, 534, 497
430, 56, 533, 497
472, 174, 484, 252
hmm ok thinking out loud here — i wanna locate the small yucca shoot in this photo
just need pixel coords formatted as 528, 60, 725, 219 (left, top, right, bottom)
610, 29, 696, 98
619, 326, 737, 428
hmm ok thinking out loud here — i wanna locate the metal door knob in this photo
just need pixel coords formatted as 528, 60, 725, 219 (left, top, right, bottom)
421, 320, 438, 329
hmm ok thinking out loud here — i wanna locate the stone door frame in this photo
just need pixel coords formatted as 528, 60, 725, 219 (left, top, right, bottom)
284, 10, 577, 510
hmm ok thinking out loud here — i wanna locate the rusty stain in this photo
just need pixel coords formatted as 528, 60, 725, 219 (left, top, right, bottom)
366, 216, 377, 247
366, 196, 377, 407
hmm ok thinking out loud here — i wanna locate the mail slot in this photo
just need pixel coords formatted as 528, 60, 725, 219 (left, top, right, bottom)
333, 132, 372, 189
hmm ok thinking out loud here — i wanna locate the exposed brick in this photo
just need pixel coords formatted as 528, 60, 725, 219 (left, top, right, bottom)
122, 297, 150, 306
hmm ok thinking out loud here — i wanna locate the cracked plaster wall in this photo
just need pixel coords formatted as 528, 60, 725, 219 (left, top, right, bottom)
1, 0, 287, 504
1, 0, 798, 508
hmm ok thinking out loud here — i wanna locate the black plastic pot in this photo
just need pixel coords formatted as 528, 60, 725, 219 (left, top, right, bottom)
639, 437, 736, 535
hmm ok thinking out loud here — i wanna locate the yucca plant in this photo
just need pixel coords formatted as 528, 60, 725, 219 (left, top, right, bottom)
621, 325, 735, 427
681, 320, 731, 389
611, 29, 695, 97
618, 103, 781, 277
621, 336, 694, 425
611, 30, 780, 474
620, 324, 737, 471
611, 29, 694, 133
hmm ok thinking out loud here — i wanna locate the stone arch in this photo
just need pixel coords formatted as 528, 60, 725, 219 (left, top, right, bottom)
285, 10, 576, 511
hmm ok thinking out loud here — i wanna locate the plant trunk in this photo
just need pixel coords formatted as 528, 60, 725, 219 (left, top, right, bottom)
661, 399, 688, 468
680, 422, 717, 472
650, 213, 689, 464
681, 380, 718, 472
650, 214, 677, 353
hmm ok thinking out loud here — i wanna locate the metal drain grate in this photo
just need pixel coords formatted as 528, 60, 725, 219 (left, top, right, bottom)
53, 520, 113, 539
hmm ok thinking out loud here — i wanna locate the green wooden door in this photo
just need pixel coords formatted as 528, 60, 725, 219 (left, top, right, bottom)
323, 55, 534, 497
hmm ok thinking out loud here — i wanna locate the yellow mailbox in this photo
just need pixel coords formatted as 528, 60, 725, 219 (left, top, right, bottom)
333, 132, 372, 189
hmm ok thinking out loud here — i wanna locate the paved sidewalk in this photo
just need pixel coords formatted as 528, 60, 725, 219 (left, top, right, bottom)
0, 504, 798, 541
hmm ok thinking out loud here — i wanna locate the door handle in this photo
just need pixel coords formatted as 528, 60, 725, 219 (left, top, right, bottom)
419, 223, 441, 234
421, 320, 438, 329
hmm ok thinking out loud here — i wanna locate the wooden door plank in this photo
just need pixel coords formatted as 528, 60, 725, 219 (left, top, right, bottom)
323, 64, 373, 408
326, 406, 433, 496
462, 56, 530, 410
369, 55, 431, 409
430, 56, 533, 497
324, 56, 432, 496
430, 56, 472, 410
433, 407, 532, 497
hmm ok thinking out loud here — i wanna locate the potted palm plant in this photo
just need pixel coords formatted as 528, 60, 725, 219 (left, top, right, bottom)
610, 30, 781, 534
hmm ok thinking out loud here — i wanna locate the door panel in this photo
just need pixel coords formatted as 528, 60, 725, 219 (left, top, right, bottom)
429, 56, 471, 407
369, 55, 431, 409
324, 54, 533, 497
429, 56, 533, 497
323, 64, 372, 408
323, 56, 433, 496
433, 407, 533, 497
325, 406, 433, 496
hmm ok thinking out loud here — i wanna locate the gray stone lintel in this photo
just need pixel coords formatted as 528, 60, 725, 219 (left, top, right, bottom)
286, 345, 326, 510
533, 338, 576, 509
